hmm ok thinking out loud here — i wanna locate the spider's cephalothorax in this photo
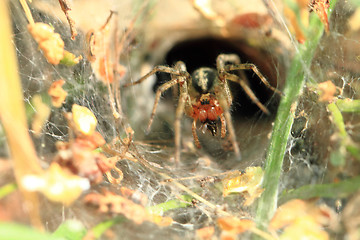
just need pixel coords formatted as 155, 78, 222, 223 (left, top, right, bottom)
191, 67, 216, 94
124, 54, 282, 162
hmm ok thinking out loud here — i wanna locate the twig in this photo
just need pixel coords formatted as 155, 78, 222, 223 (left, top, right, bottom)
58, 0, 77, 40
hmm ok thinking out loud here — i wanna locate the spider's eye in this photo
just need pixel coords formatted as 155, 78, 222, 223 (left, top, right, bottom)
192, 68, 217, 94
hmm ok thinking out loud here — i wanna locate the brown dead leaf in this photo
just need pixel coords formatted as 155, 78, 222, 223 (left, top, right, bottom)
84, 190, 173, 226
318, 80, 337, 102
28, 22, 64, 65
309, 0, 330, 33
196, 226, 215, 240
284, 7, 306, 44
223, 166, 264, 206
48, 79, 67, 108
21, 162, 90, 206
270, 199, 336, 240
71, 104, 98, 136
217, 217, 254, 233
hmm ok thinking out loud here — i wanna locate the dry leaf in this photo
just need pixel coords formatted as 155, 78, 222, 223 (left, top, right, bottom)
28, 22, 64, 64
196, 226, 215, 240
48, 79, 68, 108
318, 80, 337, 102
72, 104, 98, 136
270, 199, 336, 240
284, 7, 306, 44
223, 166, 264, 206
84, 190, 173, 226
217, 217, 254, 233
21, 162, 90, 206
309, 0, 330, 33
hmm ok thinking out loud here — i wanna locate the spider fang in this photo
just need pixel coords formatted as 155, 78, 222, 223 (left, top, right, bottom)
200, 120, 218, 136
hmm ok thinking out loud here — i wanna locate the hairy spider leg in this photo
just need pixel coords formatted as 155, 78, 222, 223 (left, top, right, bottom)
215, 54, 243, 158
224, 63, 283, 96
216, 92, 241, 158
224, 72, 270, 114
217, 53, 281, 114
123, 65, 185, 87
192, 119, 201, 148
147, 76, 185, 133
220, 114, 226, 138
173, 61, 192, 162
124, 61, 196, 162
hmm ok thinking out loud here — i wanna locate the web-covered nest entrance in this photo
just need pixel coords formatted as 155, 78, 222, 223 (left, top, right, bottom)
2, 0, 360, 239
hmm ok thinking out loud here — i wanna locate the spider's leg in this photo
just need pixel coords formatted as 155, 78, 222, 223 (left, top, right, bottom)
174, 79, 188, 163
220, 113, 226, 138
123, 65, 185, 87
146, 77, 183, 132
225, 63, 283, 96
192, 119, 201, 148
216, 54, 240, 69
215, 92, 240, 158
224, 72, 270, 114
216, 54, 241, 106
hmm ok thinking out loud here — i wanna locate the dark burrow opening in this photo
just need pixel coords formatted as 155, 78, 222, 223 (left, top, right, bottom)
155, 37, 284, 118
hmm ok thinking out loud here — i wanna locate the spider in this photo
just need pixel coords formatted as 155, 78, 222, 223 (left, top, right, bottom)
124, 54, 282, 162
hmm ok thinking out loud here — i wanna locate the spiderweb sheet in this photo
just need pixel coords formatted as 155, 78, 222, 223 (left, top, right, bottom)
2, 0, 360, 239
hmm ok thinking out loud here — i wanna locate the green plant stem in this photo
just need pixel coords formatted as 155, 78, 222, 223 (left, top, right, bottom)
328, 102, 347, 137
0, 223, 61, 240
254, 1, 337, 232
336, 99, 360, 113
52, 220, 86, 240
279, 175, 360, 204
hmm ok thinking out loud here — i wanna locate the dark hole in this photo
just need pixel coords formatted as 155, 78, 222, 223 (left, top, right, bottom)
154, 37, 282, 117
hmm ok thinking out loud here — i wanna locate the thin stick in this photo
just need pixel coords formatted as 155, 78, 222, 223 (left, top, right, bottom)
19, 0, 35, 24
58, 0, 77, 40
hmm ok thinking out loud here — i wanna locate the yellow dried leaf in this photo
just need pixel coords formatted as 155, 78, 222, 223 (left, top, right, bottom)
217, 217, 254, 233
223, 166, 264, 206
28, 22, 64, 65
21, 163, 90, 206
318, 80, 337, 102
72, 104, 97, 136
150, 214, 173, 227
284, 7, 306, 44
270, 199, 308, 230
280, 215, 329, 240
270, 199, 335, 240
48, 79, 67, 108
196, 226, 215, 240
84, 191, 149, 225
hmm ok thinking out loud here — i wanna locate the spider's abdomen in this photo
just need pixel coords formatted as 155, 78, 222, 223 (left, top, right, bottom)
191, 68, 217, 94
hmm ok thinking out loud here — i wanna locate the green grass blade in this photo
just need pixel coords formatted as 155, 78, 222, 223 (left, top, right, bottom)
0, 222, 63, 240
255, 0, 338, 231
279, 175, 360, 204
52, 220, 86, 240
88, 217, 125, 239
